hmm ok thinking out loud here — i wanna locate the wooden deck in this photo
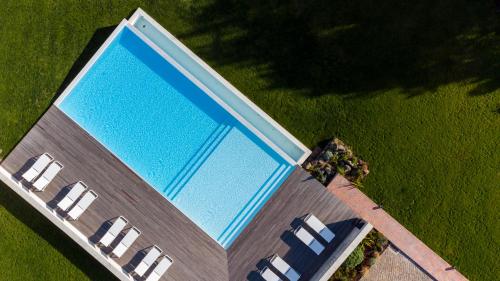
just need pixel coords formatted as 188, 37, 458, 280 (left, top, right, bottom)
1, 106, 364, 281
228, 169, 363, 280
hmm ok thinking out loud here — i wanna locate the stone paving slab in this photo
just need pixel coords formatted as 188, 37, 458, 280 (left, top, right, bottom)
361, 246, 433, 281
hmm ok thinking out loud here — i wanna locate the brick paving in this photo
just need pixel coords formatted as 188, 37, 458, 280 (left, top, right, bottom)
361, 246, 432, 281
327, 175, 468, 281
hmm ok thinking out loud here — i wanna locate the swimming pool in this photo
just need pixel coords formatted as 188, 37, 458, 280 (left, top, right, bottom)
57, 25, 295, 248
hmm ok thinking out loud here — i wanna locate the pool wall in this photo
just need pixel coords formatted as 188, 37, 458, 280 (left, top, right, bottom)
128, 8, 311, 164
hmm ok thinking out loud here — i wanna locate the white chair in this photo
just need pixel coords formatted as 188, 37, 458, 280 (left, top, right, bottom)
111, 227, 141, 258
145, 255, 173, 281
134, 245, 162, 277
304, 214, 335, 243
260, 267, 282, 281
22, 153, 53, 182
32, 161, 63, 191
99, 216, 128, 247
294, 226, 324, 255
66, 190, 98, 220
270, 255, 300, 281
57, 181, 87, 211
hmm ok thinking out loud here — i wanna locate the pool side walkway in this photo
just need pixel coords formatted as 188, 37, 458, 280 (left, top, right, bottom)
327, 175, 468, 281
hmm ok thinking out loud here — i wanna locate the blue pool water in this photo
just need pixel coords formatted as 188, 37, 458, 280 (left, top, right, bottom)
58, 27, 293, 248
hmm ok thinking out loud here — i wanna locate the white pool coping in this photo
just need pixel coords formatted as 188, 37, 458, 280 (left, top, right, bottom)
54, 9, 311, 166
0, 166, 133, 281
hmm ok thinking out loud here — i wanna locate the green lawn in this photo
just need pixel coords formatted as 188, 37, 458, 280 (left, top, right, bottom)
0, 1, 498, 280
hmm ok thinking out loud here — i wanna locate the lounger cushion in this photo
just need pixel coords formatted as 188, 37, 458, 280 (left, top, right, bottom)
135, 246, 162, 276
261, 267, 281, 281
305, 214, 335, 242
22, 153, 52, 182
294, 226, 325, 255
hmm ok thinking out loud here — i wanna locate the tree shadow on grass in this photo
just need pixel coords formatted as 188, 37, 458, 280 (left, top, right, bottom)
178, 0, 499, 98
0, 26, 119, 160
0, 183, 117, 281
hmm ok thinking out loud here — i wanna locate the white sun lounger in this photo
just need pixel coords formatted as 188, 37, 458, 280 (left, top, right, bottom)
99, 216, 128, 247
22, 153, 53, 182
32, 161, 63, 191
57, 181, 87, 211
111, 227, 141, 258
134, 245, 162, 277
270, 255, 300, 281
294, 226, 325, 255
304, 214, 335, 243
260, 267, 282, 281
145, 255, 173, 281
67, 190, 98, 220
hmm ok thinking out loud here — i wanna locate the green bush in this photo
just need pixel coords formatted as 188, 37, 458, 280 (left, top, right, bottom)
366, 257, 377, 266
344, 244, 365, 270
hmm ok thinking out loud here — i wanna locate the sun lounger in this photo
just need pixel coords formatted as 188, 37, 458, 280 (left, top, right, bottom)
32, 161, 63, 191
67, 190, 98, 220
294, 226, 324, 255
270, 255, 300, 281
22, 153, 53, 182
111, 227, 141, 258
57, 181, 87, 211
145, 255, 173, 281
304, 214, 335, 243
99, 216, 128, 247
260, 267, 282, 281
134, 245, 162, 277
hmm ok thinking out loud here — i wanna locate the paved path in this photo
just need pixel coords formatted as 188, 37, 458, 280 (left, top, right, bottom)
327, 175, 468, 281
361, 246, 432, 281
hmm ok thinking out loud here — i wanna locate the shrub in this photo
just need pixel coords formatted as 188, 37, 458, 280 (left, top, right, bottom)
366, 257, 377, 266
359, 265, 370, 276
305, 138, 369, 187
344, 244, 365, 270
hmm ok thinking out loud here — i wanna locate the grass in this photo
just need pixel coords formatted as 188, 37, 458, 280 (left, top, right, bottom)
0, 1, 498, 280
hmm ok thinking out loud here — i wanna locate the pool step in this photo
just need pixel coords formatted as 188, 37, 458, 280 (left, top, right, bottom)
164, 124, 232, 198
218, 164, 292, 248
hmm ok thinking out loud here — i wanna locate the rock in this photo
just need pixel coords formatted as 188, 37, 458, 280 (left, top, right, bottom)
337, 144, 346, 152
362, 163, 370, 175
344, 164, 352, 173
325, 165, 334, 175
304, 162, 313, 170
323, 150, 334, 161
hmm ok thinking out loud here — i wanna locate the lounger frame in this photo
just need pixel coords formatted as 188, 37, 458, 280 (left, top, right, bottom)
304, 213, 336, 243
294, 226, 325, 255
67, 190, 98, 220
57, 181, 88, 211
99, 216, 128, 247
22, 153, 53, 182
111, 226, 141, 258
270, 254, 300, 281
260, 266, 282, 281
32, 161, 63, 191
145, 255, 173, 281
134, 245, 163, 277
